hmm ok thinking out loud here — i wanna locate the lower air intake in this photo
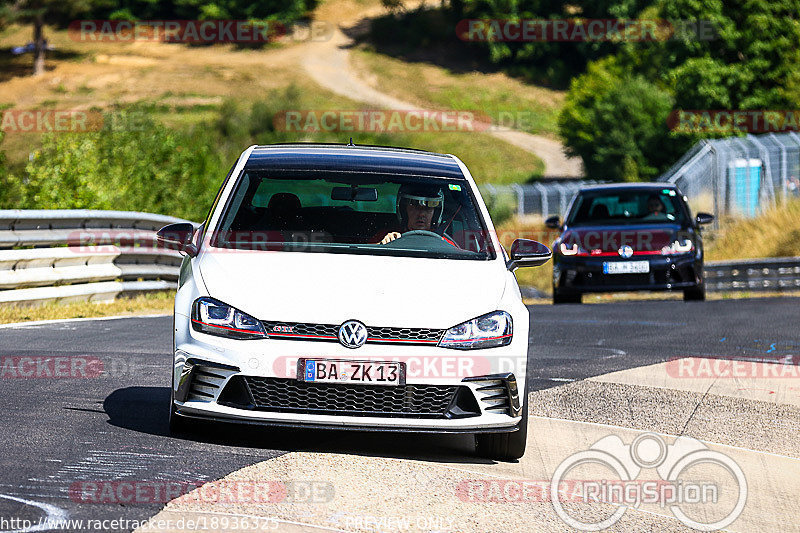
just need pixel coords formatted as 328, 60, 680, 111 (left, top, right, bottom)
222, 377, 475, 419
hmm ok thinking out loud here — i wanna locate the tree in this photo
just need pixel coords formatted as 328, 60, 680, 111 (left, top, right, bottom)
2, 0, 102, 76
558, 58, 688, 181
658, 0, 800, 110
455, 0, 655, 87
559, 0, 800, 180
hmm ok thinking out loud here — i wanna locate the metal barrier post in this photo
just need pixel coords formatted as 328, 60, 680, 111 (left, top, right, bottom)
511, 184, 525, 216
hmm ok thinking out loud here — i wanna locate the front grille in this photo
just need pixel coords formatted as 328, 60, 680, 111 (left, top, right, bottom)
261, 321, 445, 345
262, 321, 338, 339
227, 377, 465, 418
367, 326, 443, 343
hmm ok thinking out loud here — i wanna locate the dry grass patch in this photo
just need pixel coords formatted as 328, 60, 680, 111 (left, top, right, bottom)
1, 23, 544, 184
706, 198, 800, 261
0, 291, 175, 324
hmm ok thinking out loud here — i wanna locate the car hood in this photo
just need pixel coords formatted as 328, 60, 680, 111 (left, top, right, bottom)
560, 223, 691, 253
197, 250, 505, 328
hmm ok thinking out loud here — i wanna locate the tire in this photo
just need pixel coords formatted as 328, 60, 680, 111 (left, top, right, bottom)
683, 284, 706, 301
168, 388, 192, 434
553, 290, 582, 304
475, 407, 528, 461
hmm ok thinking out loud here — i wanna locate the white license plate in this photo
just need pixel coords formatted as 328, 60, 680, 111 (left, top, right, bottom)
603, 261, 650, 274
298, 359, 404, 386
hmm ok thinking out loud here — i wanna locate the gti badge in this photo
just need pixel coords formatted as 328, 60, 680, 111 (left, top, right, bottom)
618, 245, 634, 259
338, 320, 368, 349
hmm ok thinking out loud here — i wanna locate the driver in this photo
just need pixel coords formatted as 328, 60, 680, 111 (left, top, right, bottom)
644, 194, 666, 218
379, 184, 445, 244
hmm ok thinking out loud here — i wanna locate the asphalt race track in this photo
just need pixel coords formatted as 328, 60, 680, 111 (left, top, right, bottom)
0, 298, 798, 532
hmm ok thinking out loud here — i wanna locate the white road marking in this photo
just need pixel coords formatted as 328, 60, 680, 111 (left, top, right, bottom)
531, 414, 800, 462
0, 314, 170, 329
0, 494, 69, 533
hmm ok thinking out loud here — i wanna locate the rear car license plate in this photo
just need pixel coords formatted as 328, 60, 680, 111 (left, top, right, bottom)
602, 261, 650, 274
297, 359, 404, 386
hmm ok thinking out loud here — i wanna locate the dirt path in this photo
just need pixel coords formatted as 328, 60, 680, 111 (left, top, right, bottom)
300, 9, 584, 178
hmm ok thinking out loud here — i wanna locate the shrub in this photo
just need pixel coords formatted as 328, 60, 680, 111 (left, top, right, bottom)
9, 109, 226, 221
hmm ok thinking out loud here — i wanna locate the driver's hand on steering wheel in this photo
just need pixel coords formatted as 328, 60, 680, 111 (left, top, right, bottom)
379, 232, 402, 244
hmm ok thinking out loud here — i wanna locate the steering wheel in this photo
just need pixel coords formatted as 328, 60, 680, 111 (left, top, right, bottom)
401, 230, 444, 239
399, 230, 459, 248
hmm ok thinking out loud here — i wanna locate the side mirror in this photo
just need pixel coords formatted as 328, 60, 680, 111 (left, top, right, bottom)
507, 239, 552, 271
544, 216, 560, 229
157, 223, 197, 257
695, 212, 714, 226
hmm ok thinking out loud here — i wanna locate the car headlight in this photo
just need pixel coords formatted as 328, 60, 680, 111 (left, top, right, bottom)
439, 311, 512, 350
191, 297, 266, 339
661, 239, 694, 255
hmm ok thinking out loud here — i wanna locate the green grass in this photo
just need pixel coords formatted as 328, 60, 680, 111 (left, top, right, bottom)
352, 48, 564, 137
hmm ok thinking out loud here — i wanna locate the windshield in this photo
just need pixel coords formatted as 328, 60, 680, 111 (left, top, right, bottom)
210, 170, 495, 260
566, 188, 689, 227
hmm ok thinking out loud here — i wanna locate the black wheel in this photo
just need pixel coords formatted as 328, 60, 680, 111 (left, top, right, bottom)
553, 290, 582, 304
683, 284, 706, 301
475, 407, 528, 461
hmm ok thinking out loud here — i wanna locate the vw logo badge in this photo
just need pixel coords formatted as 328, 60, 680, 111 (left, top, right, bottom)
338, 320, 368, 349
618, 245, 634, 259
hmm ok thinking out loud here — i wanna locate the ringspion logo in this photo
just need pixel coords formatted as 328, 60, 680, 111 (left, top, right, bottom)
550, 433, 747, 531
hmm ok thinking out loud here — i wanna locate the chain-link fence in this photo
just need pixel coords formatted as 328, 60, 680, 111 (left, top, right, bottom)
658, 133, 800, 222
479, 180, 602, 220
479, 132, 800, 224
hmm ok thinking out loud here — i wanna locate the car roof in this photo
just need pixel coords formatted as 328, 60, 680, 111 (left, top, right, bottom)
578, 182, 679, 193
246, 143, 465, 180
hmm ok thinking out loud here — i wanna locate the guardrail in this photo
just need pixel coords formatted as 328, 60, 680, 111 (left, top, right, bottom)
705, 257, 800, 292
0, 210, 192, 306
1, 211, 798, 304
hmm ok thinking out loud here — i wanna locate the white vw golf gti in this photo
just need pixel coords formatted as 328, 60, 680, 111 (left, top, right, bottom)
158, 143, 551, 460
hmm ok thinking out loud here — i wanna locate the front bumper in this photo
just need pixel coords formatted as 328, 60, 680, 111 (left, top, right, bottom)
554, 253, 702, 294
172, 317, 528, 434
